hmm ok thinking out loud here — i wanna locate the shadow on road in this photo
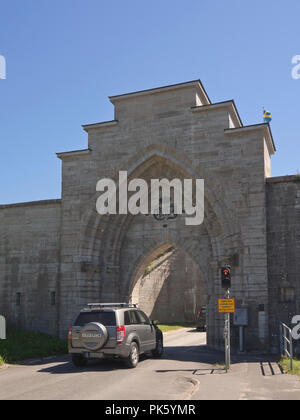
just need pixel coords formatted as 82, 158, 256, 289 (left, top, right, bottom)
36, 354, 151, 375
186, 329, 206, 333
32, 344, 283, 378
162, 343, 228, 364
156, 367, 227, 375
160, 345, 284, 377
260, 361, 284, 376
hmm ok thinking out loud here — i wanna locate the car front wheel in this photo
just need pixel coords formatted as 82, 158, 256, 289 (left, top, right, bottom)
152, 336, 163, 358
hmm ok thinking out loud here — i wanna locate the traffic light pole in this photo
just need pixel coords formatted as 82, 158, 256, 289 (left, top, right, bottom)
220, 266, 232, 372
225, 288, 231, 372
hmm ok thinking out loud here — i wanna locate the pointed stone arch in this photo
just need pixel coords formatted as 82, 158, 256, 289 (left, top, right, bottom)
76, 146, 243, 350
80, 145, 241, 266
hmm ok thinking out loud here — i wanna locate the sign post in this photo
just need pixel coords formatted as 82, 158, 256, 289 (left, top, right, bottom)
0, 315, 6, 340
218, 293, 235, 371
233, 308, 248, 353
219, 266, 234, 372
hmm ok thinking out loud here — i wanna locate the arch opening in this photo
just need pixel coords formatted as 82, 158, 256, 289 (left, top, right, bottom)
129, 243, 208, 328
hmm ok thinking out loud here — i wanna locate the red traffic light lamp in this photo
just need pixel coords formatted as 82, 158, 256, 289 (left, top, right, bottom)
221, 266, 231, 289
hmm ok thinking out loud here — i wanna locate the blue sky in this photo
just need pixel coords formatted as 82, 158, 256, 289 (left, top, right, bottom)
0, 0, 299, 204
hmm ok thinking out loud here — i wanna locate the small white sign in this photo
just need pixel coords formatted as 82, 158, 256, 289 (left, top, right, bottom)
0, 315, 6, 340
233, 308, 248, 327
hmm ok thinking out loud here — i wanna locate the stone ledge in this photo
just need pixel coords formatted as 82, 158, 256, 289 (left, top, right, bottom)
0, 199, 61, 210
266, 175, 300, 184
224, 123, 276, 155
82, 121, 118, 132
109, 80, 211, 105
56, 149, 91, 159
191, 100, 243, 128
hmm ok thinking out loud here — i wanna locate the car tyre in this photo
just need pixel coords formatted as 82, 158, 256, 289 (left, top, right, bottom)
125, 342, 139, 368
152, 336, 164, 358
72, 354, 88, 368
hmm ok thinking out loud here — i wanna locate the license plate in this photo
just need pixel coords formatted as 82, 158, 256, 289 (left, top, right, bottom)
84, 352, 104, 359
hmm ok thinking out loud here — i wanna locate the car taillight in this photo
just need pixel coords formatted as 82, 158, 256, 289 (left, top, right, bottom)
68, 327, 72, 345
116, 326, 125, 344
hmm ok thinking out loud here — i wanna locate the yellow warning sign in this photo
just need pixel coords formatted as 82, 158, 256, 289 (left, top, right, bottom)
218, 298, 235, 313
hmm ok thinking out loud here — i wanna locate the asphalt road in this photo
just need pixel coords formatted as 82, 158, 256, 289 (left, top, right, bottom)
1, 328, 300, 400
0, 328, 206, 400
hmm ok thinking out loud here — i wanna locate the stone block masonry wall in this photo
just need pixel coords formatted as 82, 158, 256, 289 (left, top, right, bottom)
266, 176, 300, 353
58, 81, 274, 350
0, 81, 279, 352
0, 200, 61, 335
131, 249, 207, 323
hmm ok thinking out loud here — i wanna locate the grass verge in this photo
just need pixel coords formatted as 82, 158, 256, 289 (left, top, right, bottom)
0, 324, 196, 364
158, 323, 195, 333
0, 327, 67, 364
280, 357, 300, 377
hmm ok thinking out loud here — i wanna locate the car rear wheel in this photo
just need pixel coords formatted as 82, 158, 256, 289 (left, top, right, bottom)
152, 336, 163, 358
72, 354, 88, 368
124, 342, 139, 368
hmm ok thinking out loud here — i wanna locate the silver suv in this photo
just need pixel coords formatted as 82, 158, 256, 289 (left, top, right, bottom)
68, 303, 164, 368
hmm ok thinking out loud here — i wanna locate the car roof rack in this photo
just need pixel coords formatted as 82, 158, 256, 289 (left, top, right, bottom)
83, 303, 139, 311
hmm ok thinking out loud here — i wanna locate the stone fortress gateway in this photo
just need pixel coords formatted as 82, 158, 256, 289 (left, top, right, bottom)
0, 80, 299, 353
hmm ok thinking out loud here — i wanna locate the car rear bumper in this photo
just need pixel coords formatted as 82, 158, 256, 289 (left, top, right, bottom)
68, 344, 130, 358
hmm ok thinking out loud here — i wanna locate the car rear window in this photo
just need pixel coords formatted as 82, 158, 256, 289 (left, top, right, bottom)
74, 311, 116, 327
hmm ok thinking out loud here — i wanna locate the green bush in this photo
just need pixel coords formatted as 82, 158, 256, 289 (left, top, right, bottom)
0, 327, 67, 364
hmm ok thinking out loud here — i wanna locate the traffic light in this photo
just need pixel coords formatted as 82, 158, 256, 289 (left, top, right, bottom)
221, 266, 231, 289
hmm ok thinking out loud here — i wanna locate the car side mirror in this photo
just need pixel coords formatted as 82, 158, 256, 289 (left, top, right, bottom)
152, 320, 159, 326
